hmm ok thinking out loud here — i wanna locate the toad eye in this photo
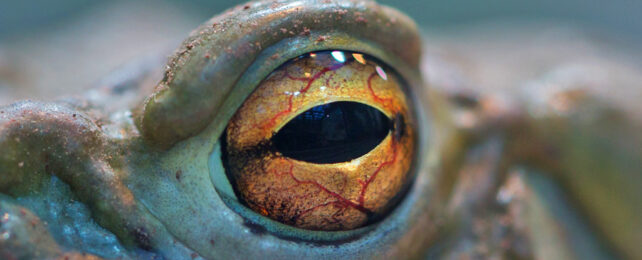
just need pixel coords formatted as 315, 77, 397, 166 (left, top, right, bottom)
138, 0, 433, 256
222, 51, 416, 231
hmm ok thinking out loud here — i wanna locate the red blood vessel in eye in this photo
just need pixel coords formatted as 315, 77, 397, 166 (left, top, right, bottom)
223, 51, 416, 231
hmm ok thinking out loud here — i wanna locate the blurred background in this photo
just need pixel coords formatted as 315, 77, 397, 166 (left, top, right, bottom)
1, 0, 641, 105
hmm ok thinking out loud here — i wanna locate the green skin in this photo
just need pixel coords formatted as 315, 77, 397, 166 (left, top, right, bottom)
0, 0, 640, 259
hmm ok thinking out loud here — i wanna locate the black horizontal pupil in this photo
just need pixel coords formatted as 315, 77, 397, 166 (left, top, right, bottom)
272, 101, 390, 164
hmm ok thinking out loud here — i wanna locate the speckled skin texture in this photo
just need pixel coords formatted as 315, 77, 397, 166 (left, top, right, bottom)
1, 0, 641, 259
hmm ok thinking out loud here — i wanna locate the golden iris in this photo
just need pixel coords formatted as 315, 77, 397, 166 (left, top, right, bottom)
223, 51, 416, 231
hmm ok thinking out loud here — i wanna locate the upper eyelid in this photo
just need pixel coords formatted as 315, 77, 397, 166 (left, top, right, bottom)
134, 0, 421, 149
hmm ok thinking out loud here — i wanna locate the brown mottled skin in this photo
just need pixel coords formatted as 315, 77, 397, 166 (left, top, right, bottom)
0, 0, 640, 259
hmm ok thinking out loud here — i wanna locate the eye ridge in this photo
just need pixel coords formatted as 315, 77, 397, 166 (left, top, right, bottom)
272, 101, 392, 164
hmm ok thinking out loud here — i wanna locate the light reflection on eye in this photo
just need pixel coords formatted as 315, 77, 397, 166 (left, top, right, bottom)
376, 66, 388, 80
222, 51, 417, 231
352, 53, 366, 64
331, 50, 346, 63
